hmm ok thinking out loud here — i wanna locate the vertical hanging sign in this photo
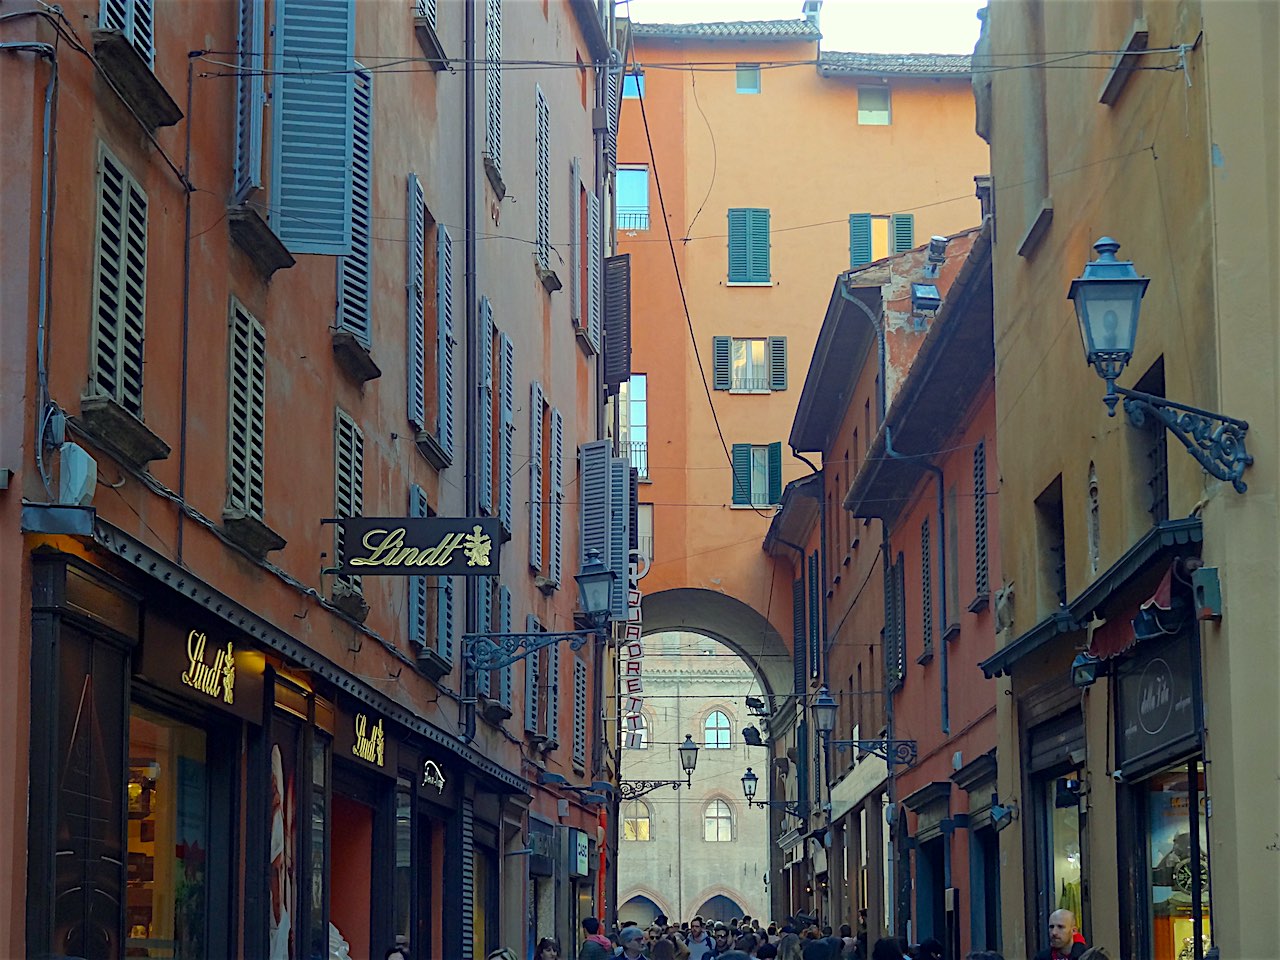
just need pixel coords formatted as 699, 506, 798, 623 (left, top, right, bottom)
621, 555, 646, 749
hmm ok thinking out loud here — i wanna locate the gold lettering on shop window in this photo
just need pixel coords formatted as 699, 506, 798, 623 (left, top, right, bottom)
181, 630, 236, 705
353, 713, 386, 767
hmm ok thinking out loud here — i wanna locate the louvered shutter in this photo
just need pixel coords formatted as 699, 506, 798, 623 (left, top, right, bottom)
586, 192, 602, 353
406, 173, 427, 430
415, 0, 438, 28
436, 225, 456, 457
603, 255, 632, 392
535, 87, 551, 271
712, 336, 732, 390
767, 441, 783, 504
90, 147, 148, 419
436, 574, 454, 664
270, 0, 355, 254
497, 585, 513, 707
629, 467, 639, 551
570, 158, 582, 322
727, 209, 750, 282
891, 213, 915, 253
572, 657, 588, 768
808, 551, 820, 678
748, 208, 771, 282
921, 517, 933, 654
227, 300, 267, 519
731, 444, 751, 505
408, 484, 430, 650
460, 796, 475, 960
849, 213, 873, 267
768, 336, 787, 391
337, 67, 373, 344
549, 408, 565, 586
477, 579, 493, 697
334, 409, 364, 593
100, 0, 155, 67
478, 297, 494, 514
498, 332, 515, 534
605, 68, 621, 162
579, 440, 612, 579
545, 638, 560, 747
973, 441, 989, 595
528, 382, 545, 571
895, 555, 907, 683
484, 0, 502, 173
524, 615, 541, 732
792, 577, 806, 696
609, 458, 631, 619
233, 0, 265, 200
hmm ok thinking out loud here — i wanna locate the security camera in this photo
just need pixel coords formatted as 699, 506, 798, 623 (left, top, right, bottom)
1111, 768, 1125, 784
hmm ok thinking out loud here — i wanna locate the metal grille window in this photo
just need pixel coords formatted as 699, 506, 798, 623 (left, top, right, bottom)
973, 441, 989, 596
484, 0, 502, 174
100, 0, 155, 66
337, 67, 373, 344
334, 409, 364, 593
572, 658, 587, 769
622, 800, 651, 841
704, 711, 731, 749
619, 374, 648, 479
920, 518, 934, 656
226, 300, 267, 520
703, 800, 733, 842
534, 86, 551, 271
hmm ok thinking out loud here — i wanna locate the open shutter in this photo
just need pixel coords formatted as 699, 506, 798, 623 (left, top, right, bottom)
629, 467, 639, 552
891, 212, 915, 253
712, 336, 732, 390
849, 213, 873, 267
334, 410, 364, 593
478, 297, 494, 515
572, 657, 588, 768
792, 577, 806, 695
233, 0, 265, 201
768, 336, 787, 391
767, 441, 783, 504
406, 173, 427, 430
808, 551, 820, 678
748, 208, 771, 282
528, 382, 545, 571
570, 158, 582, 322
524, 615, 541, 732
974, 441, 989, 596
586, 192, 603, 353
603, 254, 632, 392
408, 484, 430, 650
545, 638, 561, 747
227, 300, 267, 520
731, 443, 751, 505
549, 408, 565, 586
921, 517, 933, 654
497, 585, 513, 707
271, 0, 355, 254
727, 209, 749, 282
337, 67, 373, 343
605, 68, 621, 162
436, 575, 454, 664
484, 0, 502, 172
535, 87, 551, 271
436, 225, 455, 457
609, 458, 631, 619
498, 332, 515, 534
580, 440, 611, 574
100, 0, 155, 67
477, 580, 493, 697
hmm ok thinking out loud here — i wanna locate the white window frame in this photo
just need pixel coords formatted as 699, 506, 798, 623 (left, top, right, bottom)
616, 165, 650, 231
623, 800, 652, 841
729, 338, 769, 393
704, 710, 732, 749
703, 799, 734, 842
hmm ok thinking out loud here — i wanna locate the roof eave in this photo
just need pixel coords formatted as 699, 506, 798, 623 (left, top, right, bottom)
571, 0, 612, 62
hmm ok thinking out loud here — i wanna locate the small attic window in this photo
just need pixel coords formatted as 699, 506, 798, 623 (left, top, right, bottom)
858, 86, 891, 125
736, 64, 761, 94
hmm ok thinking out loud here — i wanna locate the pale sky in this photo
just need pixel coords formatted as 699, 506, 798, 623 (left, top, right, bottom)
622, 0, 986, 55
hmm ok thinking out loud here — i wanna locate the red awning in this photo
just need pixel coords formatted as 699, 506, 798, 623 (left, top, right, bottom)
1087, 563, 1175, 659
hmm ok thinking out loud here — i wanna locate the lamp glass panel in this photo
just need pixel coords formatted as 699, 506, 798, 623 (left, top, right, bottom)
1078, 284, 1142, 358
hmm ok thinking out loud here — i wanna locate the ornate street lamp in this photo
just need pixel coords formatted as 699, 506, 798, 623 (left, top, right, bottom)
619, 734, 700, 800
741, 766, 803, 818
813, 685, 917, 766
574, 548, 616, 626
678, 733, 699, 785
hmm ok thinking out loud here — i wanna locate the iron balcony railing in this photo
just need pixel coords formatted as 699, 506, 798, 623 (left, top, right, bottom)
617, 210, 650, 231
621, 440, 648, 479
731, 376, 769, 392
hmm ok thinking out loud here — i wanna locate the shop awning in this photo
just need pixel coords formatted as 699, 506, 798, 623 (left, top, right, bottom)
1087, 562, 1177, 659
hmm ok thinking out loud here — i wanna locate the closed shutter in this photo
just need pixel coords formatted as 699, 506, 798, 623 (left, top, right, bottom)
727, 209, 750, 282
484, 0, 502, 173
605, 68, 621, 162
731, 443, 751, 505
748, 208, 771, 282
849, 213, 873, 267
406, 173, 427, 431
893, 554, 907, 685
572, 657, 588, 768
460, 796, 475, 960
478, 297, 494, 515
579, 440, 611, 572
603, 255, 632, 392
498, 332, 515, 535
334, 409, 364, 593
570, 158, 582, 322
792, 577, 806, 696
337, 67, 373, 344
90, 146, 148, 419
477, 579, 493, 697
921, 517, 933, 654
549, 407, 565, 586
436, 574, 454, 664
524, 615, 541, 732
767, 441, 783, 504
545, 638, 561, 747
973, 441, 989, 596
528, 382, 545, 571
808, 551, 820, 678
227, 299, 267, 520
233, 0, 265, 201
629, 467, 639, 551
436, 225, 456, 457
891, 213, 915, 253
408, 484, 430, 650
535, 87, 551, 271
497, 585, 513, 707
883, 553, 898, 687
270, 0, 355, 254
712, 336, 732, 390
767, 336, 787, 391
100, 0, 155, 67
585, 192, 602, 353
609, 458, 631, 619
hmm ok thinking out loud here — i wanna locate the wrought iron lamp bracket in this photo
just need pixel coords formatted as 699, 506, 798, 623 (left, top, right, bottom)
618, 780, 685, 801
464, 629, 601, 672
828, 738, 918, 766
1117, 386, 1253, 493
747, 798, 805, 818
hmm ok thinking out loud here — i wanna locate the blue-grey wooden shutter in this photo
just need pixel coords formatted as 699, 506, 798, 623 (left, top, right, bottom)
731, 443, 751, 505
436, 574, 454, 664
609, 457, 631, 619
580, 440, 612, 574
227, 300, 267, 520
572, 657, 588, 768
768, 336, 787, 391
849, 213, 873, 267
727, 209, 750, 282
604, 255, 632, 393
535, 86, 551, 271
334, 409, 364, 593
883, 553, 897, 686
748, 208, 771, 282
336, 66, 373, 343
436, 225, 455, 457
408, 484, 429, 650
497, 585, 512, 707
891, 213, 915, 253
570, 158, 582, 323
768, 441, 783, 504
605, 68, 621, 162
586, 192, 602, 352
477, 579, 493, 697
460, 796, 475, 960
921, 516, 933, 655
524, 615, 541, 732
808, 550, 820, 678
498, 332, 515, 535
233, 0, 265, 201
406, 173, 427, 431
549, 408, 564, 587
270, 0, 355, 254
100, 0, 155, 67
528, 381, 545, 571
478, 297, 494, 514
792, 577, 806, 696
712, 336, 732, 390
484, 0, 502, 173
973, 441, 989, 596
545, 637, 561, 747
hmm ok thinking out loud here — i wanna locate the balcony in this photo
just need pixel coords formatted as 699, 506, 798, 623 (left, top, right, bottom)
621, 439, 648, 479
731, 376, 770, 393
617, 210, 650, 231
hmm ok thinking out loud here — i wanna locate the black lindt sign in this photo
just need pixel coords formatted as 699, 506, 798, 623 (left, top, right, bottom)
330, 517, 501, 576
1115, 625, 1202, 777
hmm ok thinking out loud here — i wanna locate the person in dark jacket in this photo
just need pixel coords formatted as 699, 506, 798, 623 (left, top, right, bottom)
1031, 910, 1088, 960
580, 918, 614, 960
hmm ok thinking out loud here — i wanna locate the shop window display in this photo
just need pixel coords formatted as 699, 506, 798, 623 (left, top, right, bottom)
1146, 764, 1211, 960
1044, 773, 1083, 920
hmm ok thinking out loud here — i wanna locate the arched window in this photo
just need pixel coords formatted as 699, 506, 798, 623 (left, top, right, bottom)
623, 800, 651, 841
703, 799, 733, 841
704, 710, 731, 748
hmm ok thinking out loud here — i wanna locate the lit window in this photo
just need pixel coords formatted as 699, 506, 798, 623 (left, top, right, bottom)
858, 86, 890, 125
731, 338, 768, 392
736, 64, 761, 94
703, 799, 733, 841
623, 800, 651, 841
622, 73, 644, 99
704, 710, 731, 748
616, 166, 649, 230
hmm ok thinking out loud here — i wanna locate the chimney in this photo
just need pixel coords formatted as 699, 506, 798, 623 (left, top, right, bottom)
802, 0, 822, 30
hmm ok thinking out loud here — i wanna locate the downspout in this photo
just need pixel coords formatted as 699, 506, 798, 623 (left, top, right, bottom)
790, 449, 829, 829
839, 281, 886, 422
461, 0, 479, 743
879, 526, 901, 936
772, 536, 810, 858
176, 56, 197, 561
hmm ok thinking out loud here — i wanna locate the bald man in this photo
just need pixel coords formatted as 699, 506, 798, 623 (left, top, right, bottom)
1031, 909, 1088, 960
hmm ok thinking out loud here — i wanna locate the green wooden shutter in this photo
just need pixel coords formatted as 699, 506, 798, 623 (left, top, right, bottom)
484, 0, 502, 173
437, 574, 454, 664
808, 551, 820, 678
436, 224, 455, 458
406, 173, 427, 431
713, 336, 732, 390
768, 336, 787, 391
497, 585, 512, 707
570, 157, 582, 323
921, 517, 933, 655
891, 212, 915, 253
748, 208, 771, 282
727, 209, 750, 282
586, 192, 602, 352
572, 657, 588, 768
731, 443, 751, 505
407, 484, 429, 651
477, 579, 493, 697
609, 457, 631, 619
546, 638, 561, 747
792, 577, 806, 695
101, 0, 155, 67
849, 213, 873, 267
524, 615, 541, 732
227, 299, 267, 520
336, 67, 373, 343
334, 409, 364, 594
549, 407, 564, 586
767, 441, 783, 504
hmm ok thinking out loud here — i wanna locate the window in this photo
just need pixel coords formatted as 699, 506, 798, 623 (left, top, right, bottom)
849, 212, 915, 266
1035, 475, 1067, 612
731, 442, 782, 507
226, 300, 267, 521
727, 208, 770, 283
535, 86, 551, 271
1134, 359, 1169, 523
623, 800, 651, 841
713, 336, 786, 391
736, 64, 761, 94
233, 0, 265, 201
619, 374, 648, 478
622, 72, 644, 99
732, 338, 767, 392
857, 85, 891, 125
1087, 463, 1100, 577
637, 503, 654, 564
704, 710, 731, 748
703, 800, 733, 841
616, 166, 649, 230
101, 0, 155, 66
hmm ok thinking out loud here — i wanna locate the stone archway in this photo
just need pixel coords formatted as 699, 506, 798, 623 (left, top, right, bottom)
618, 888, 671, 927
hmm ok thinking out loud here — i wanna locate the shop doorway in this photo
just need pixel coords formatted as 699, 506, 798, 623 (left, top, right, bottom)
329, 766, 391, 960
915, 836, 945, 940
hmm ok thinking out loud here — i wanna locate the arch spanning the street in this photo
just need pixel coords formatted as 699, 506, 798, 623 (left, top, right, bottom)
618, 891, 670, 927
694, 893, 748, 924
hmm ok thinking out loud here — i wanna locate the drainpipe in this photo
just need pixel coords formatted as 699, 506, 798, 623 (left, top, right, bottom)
461, 0, 479, 743
176, 56, 198, 561
839, 282, 886, 422
879, 526, 902, 936
790, 451, 828, 823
